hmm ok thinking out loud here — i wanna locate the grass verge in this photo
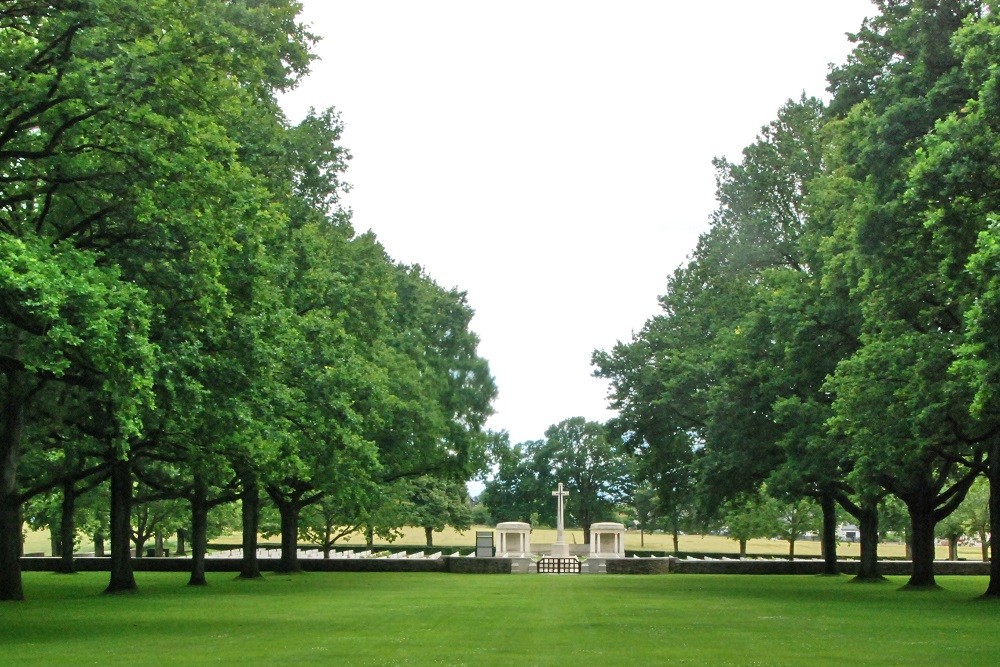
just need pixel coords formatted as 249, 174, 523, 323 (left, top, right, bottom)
2, 572, 998, 665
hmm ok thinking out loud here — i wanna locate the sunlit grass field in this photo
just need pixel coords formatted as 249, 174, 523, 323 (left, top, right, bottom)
2, 572, 997, 665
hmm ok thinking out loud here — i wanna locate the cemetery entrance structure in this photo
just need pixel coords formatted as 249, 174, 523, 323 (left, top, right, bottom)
589, 522, 626, 558
495, 522, 531, 557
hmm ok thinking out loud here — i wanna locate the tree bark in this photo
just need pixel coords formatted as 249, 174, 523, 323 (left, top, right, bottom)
175, 528, 186, 557
904, 496, 937, 588
56, 480, 77, 573
105, 456, 137, 594
188, 477, 209, 586
365, 524, 374, 548
425, 526, 433, 547
0, 364, 26, 601
820, 493, 838, 575
984, 440, 1000, 597
275, 499, 301, 573
855, 501, 883, 581
948, 536, 958, 562
50, 527, 61, 557
94, 529, 105, 557
671, 506, 680, 554
238, 472, 261, 579
788, 539, 796, 560
0, 491, 23, 601
738, 538, 747, 558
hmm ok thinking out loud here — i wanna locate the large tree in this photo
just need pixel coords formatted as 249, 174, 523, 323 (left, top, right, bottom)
821, 0, 991, 589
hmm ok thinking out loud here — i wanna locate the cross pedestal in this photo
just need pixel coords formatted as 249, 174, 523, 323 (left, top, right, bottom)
551, 482, 570, 557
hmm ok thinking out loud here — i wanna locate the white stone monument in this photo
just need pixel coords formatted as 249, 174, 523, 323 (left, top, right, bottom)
589, 522, 626, 558
495, 521, 531, 557
550, 482, 570, 557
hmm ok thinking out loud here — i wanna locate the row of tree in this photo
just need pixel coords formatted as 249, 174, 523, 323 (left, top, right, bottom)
594, 0, 1000, 595
0, 0, 495, 601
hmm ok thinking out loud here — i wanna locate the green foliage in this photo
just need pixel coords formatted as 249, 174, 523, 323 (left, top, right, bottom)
481, 419, 633, 537
1, 0, 496, 597
596, 0, 1000, 589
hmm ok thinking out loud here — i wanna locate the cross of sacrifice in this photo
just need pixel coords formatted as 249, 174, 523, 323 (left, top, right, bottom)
552, 482, 569, 547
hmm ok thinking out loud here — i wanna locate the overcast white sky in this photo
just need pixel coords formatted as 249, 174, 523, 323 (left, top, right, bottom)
280, 1, 875, 446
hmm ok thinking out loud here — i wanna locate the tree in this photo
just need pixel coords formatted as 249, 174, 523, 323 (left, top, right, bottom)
821, 0, 991, 588
401, 476, 473, 548
773, 497, 821, 560
629, 481, 660, 550
721, 489, 780, 558
480, 433, 546, 525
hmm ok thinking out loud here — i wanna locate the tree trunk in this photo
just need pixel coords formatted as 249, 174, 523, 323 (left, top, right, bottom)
820, 493, 838, 575
105, 457, 137, 594
188, 476, 209, 586
855, 501, 883, 581
671, 506, 680, 554
154, 531, 164, 558
788, 539, 796, 560
239, 474, 261, 579
948, 536, 959, 562
639, 528, 644, 548
0, 366, 26, 601
738, 538, 747, 558
276, 500, 301, 573
175, 528, 187, 557
56, 480, 77, 574
365, 524, 374, 548
979, 528, 988, 562
904, 496, 937, 588
425, 526, 433, 547
984, 440, 1000, 597
94, 530, 105, 558
50, 527, 61, 557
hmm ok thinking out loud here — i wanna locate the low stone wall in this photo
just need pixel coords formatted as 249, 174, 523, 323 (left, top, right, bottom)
445, 557, 512, 574
19, 555, 991, 576
605, 558, 671, 574
668, 558, 990, 576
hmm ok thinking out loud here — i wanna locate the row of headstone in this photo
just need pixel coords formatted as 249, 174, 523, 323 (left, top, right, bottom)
201, 547, 466, 559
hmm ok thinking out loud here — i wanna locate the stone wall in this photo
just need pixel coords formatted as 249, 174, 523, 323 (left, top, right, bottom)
444, 557, 512, 574
605, 558, 671, 574
19, 555, 991, 576
668, 558, 990, 576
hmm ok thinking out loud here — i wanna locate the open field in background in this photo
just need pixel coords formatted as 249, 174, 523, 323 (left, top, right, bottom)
24, 525, 986, 561
2, 572, 998, 665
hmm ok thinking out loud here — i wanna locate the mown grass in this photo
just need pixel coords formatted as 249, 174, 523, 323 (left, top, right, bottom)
2, 572, 997, 665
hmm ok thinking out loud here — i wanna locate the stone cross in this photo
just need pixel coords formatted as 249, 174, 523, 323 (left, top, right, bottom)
551, 482, 570, 557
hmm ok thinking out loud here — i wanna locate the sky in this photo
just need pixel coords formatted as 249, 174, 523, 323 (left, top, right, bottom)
280, 1, 876, 446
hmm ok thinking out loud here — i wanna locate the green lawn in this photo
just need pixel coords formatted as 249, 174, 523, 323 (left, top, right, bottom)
2, 572, 997, 665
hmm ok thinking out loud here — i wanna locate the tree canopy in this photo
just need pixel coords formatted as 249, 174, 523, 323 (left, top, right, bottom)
596, 0, 1000, 593
1, 0, 495, 600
